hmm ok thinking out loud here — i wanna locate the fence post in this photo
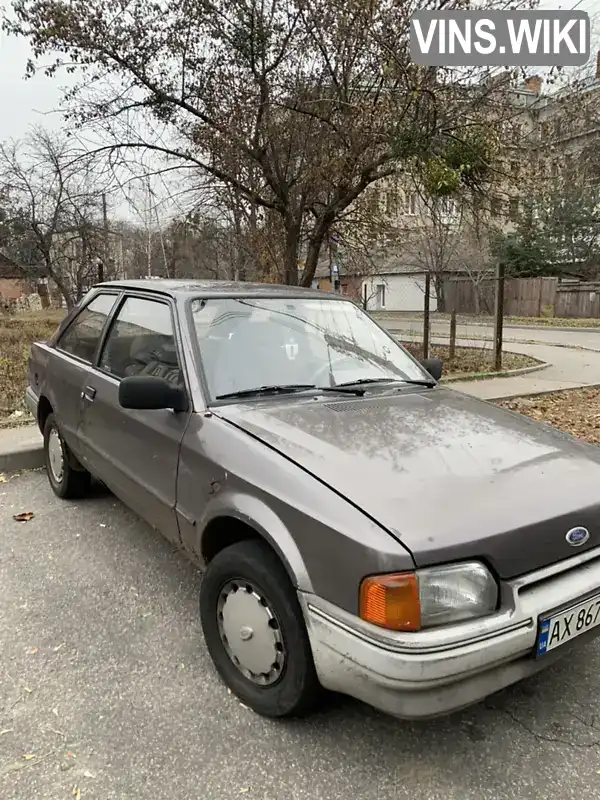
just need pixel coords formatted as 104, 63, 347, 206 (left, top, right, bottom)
423, 272, 431, 360
449, 308, 457, 360
493, 260, 505, 372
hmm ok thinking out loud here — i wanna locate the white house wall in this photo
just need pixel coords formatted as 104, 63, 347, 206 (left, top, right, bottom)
362, 273, 438, 313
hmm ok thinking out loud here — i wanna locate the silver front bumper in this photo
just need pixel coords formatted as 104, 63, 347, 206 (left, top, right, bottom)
301, 547, 600, 719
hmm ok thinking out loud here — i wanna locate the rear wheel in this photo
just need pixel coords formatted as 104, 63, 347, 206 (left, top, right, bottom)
43, 413, 91, 499
199, 539, 322, 718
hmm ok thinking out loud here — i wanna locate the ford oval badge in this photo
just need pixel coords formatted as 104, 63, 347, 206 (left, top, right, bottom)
566, 527, 590, 547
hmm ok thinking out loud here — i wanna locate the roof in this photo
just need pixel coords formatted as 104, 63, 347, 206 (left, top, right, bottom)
94, 278, 346, 301
0, 251, 26, 279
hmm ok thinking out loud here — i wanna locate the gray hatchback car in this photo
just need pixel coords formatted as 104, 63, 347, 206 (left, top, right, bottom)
26, 279, 600, 720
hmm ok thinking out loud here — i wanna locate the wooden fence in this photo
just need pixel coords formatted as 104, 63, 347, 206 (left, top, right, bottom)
442, 276, 600, 318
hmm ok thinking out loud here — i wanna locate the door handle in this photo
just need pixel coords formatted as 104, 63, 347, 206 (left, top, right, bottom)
81, 386, 96, 402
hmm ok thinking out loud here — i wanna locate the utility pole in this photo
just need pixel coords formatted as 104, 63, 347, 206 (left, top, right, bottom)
100, 192, 108, 283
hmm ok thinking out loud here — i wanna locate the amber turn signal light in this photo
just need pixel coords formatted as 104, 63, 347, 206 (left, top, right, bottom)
359, 572, 421, 632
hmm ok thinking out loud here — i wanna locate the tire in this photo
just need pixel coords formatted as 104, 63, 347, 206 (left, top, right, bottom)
43, 413, 91, 499
200, 539, 322, 718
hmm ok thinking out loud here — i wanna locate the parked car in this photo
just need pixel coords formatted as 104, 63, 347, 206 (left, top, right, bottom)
26, 279, 600, 720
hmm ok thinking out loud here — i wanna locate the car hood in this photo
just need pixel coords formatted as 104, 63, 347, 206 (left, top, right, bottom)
216, 387, 600, 579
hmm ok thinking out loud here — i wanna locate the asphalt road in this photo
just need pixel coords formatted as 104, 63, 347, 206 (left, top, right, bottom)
375, 315, 600, 352
3, 472, 600, 799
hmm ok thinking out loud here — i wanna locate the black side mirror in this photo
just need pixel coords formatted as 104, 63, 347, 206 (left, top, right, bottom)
421, 357, 443, 381
119, 375, 189, 412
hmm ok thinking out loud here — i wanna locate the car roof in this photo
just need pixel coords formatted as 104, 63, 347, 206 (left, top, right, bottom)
93, 278, 348, 302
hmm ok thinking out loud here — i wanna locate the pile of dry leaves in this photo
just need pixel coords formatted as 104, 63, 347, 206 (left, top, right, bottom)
498, 388, 600, 446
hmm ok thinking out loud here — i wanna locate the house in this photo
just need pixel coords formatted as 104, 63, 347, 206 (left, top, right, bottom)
0, 252, 34, 300
312, 253, 439, 313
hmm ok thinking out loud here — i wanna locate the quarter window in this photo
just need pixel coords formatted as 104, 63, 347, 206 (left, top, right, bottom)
57, 293, 117, 363
98, 296, 183, 387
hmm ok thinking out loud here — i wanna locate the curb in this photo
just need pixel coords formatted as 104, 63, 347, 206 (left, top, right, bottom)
487, 381, 600, 403
394, 333, 549, 381
441, 360, 550, 384
0, 445, 44, 474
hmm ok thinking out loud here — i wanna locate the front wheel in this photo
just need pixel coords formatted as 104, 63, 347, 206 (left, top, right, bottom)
199, 539, 322, 718
43, 413, 91, 499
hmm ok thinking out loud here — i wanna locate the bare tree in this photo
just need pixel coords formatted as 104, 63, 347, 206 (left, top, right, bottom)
5, 0, 517, 287
0, 126, 110, 307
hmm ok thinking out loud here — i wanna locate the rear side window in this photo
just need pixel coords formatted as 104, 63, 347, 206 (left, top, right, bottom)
98, 296, 183, 388
57, 293, 117, 363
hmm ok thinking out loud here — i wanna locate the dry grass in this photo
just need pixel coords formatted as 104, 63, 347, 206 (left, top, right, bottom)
0, 310, 65, 416
498, 389, 600, 446
403, 343, 540, 377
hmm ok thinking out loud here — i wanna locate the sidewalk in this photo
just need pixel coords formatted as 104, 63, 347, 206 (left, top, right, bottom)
410, 336, 600, 400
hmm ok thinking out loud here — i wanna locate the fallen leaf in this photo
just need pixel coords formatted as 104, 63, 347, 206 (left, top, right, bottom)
23, 686, 33, 694
0, 729, 13, 736
239, 789, 249, 794
83, 771, 96, 779
53, 643, 65, 652
22, 754, 35, 761
13, 512, 34, 522
52, 708, 59, 716
72, 785, 81, 799
28, 647, 38, 655
67, 751, 76, 758
0, 473, 7, 483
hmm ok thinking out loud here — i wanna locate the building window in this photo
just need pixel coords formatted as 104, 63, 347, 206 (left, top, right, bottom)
490, 196, 503, 217
385, 188, 398, 217
376, 284, 386, 308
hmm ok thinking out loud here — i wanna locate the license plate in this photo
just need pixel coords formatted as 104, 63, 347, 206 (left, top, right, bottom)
537, 593, 600, 655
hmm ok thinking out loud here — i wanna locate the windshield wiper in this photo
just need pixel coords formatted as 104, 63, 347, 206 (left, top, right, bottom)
216, 384, 317, 400
216, 383, 368, 400
334, 377, 436, 389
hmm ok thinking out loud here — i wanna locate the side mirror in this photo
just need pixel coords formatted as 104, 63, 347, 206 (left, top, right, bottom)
421, 357, 443, 381
119, 375, 189, 412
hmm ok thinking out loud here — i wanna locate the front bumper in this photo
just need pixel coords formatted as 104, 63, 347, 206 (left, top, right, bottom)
301, 546, 600, 719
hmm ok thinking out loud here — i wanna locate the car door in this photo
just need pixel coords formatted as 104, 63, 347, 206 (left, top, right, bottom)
50, 292, 120, 459
77, 293, 191, 545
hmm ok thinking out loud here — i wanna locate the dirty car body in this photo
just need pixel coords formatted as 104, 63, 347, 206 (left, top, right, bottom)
26, 279, 600, 720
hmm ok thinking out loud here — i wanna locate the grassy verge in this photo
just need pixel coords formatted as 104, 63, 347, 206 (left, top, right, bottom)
497, 388, 600, 445
403, 343, 540, 377
0, 311, 65, 417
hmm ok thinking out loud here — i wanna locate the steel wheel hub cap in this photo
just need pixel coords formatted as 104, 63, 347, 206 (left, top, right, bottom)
48, 428, 64, 483
217, 580, 285, 685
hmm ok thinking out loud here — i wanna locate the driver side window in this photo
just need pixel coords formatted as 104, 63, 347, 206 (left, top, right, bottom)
98, 296, 184, 388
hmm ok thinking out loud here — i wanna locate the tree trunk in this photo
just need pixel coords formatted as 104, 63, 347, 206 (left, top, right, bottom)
300, 224, 329, 287
283, 219, 300, 285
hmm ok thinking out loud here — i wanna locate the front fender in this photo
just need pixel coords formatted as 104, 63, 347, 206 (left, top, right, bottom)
197, 489, 314, 593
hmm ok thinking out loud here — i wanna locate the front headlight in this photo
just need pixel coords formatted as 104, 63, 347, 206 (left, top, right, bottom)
417, 562, 498, 628
359, 561, 498, 632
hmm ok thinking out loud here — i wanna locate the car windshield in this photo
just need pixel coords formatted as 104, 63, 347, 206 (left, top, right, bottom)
190, 295, 431, 401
